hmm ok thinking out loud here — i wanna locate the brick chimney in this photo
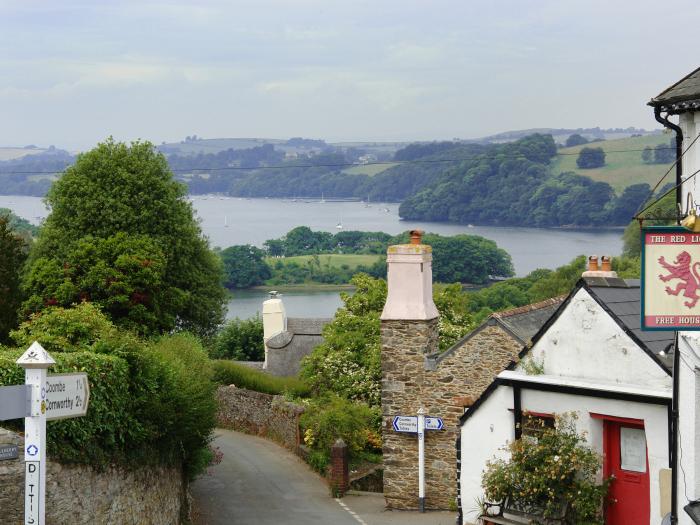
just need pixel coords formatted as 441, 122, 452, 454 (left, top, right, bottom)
380, 230, 440, 509
581, 255, 618, 278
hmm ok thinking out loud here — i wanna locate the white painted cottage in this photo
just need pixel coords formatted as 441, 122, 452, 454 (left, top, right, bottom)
457, 272, 675, 525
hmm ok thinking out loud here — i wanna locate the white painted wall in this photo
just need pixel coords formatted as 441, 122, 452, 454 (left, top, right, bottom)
262, 296, 286, 369
679, 112, 700, 213
459, 384, 670, 525
524, 288, 672, 391
460, 386, 514, 524
677, 333, 700, 525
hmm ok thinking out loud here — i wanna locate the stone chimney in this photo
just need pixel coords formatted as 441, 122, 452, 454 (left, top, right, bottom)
581, 255, 618, 279
262, 291, 286, 369
380, 230, 440, 509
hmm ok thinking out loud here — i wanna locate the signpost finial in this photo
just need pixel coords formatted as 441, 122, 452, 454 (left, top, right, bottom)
16, 342, 55, 369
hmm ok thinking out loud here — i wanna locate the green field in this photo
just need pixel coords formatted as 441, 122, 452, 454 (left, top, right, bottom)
268, 254, 381, 269
549, 134, 673, 193
341, 162, 398, 176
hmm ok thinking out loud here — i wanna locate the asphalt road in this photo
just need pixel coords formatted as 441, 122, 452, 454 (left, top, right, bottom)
191, 429, 456, 525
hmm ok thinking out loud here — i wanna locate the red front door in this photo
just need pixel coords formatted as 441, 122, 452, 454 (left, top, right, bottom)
604, 420, 650, 525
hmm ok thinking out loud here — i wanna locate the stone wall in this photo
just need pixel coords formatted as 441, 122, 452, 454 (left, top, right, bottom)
381, 319, 522, 510
216, 385, 304, 451
0, 428, 186, 525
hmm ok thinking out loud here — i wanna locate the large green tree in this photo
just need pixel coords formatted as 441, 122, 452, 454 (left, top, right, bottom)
220, 244, 270, 288
0, 216, 26, 343
23, 139, 226, 337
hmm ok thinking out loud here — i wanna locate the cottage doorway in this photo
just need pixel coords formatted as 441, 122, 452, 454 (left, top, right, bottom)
603, 419, 650, 525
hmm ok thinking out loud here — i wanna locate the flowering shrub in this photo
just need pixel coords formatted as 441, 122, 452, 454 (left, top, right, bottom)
481, 415, 609, 525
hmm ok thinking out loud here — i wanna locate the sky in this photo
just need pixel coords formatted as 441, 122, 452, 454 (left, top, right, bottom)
1, 0, 699, 150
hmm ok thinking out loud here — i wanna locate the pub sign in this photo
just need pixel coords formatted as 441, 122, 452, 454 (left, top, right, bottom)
642, 226, 700, 330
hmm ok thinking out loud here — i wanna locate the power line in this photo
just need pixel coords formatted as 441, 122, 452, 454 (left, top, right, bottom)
0, 146, 680, 176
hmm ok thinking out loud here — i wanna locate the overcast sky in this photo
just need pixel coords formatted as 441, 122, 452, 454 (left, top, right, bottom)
1, 0, 698, 150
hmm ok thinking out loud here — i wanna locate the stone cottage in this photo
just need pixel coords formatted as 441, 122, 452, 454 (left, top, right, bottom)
380, 230, 562, 510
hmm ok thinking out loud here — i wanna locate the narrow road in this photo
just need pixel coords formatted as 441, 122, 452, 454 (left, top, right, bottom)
191, 429, 456, 525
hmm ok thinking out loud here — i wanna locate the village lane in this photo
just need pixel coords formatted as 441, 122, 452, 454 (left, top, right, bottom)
191, 429, 456, 525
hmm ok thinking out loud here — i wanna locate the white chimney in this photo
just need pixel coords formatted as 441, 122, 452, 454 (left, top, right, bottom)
380, 230, 439, 321
262, 291, 286, 368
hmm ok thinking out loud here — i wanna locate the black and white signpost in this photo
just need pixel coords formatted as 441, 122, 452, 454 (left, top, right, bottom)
392, 407, 444, 513
0, 341, 90, 525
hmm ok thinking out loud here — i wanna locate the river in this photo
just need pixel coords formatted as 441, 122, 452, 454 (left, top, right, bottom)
0, 194, 623, 319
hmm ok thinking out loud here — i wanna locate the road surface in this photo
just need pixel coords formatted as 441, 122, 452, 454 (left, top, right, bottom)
191, 429, 456, 525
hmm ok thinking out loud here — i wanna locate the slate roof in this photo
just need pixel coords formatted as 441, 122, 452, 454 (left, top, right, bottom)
584, 277, 674, 372
492, 297, 564, 344
649, 66, 700, 113
265, 317, 331, 349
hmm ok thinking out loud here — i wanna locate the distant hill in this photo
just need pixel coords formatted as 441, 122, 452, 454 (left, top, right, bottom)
0, 146, 53, 161
549, 134, 673, 193
478, 127, 660, 145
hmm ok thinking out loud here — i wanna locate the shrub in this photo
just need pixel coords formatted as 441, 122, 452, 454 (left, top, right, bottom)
2, 305, 218, 479
576, 147, 606, 169
211, 316, 264, 361
300, 395, 381, 461
482, 415, 609, 524
211, 359, 310, 397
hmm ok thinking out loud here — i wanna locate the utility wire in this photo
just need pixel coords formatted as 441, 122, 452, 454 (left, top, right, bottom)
0, 145, 680, 176
633, 132, 700, 218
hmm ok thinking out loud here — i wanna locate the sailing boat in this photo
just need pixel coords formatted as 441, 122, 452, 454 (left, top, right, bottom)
336, 219, 343, 230
320, 193, 326, 203
224, 215, 229, 228
364, 195, 371, 208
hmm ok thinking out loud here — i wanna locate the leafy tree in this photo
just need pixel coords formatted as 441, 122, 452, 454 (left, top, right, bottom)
22, 139, 226, 338
641, 146, 653, 164
211, 316, 264, 361
220, 245, 271, 288
565, 133, 588, 147
0, 208, 39, 240
654, 141, 675, 164
576, 147, 606, 169
608, 183, 650, 225
0, 217, 27, 343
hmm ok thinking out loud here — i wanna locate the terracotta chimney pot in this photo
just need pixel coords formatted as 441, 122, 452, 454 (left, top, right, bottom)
600, 256, 612, 272
587, 255, 600, 272
409, 230, 423, 245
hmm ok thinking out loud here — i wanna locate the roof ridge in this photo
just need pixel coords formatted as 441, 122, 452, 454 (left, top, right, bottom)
491, 296, 565, 319
650, 66, 700, 105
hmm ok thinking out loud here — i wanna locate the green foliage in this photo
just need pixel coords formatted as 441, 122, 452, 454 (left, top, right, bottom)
266, 254, 385, 285
482, 415, 609, 525
301, 274, 473, 405
300, 395, 381, 469
211, 359, 311, 397
220, 244, 271, 288
211, 316, 264, 361
622, 190, 675, 257
0, 208, 39, 239
576, 147, 606, 169
1, 306, 217, 478
565, 134, 588, 147
0, 217, 27, 344
23, 138, 226, 338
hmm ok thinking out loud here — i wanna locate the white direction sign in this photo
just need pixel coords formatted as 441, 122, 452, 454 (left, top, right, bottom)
425, 416, 444, 430
44, 373, 90, 421
393, 416, 418, 433
393, 415, 444, 433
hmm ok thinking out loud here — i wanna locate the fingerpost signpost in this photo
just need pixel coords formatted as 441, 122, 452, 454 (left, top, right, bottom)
0, 341, 90, 525
392, 408, 444, 512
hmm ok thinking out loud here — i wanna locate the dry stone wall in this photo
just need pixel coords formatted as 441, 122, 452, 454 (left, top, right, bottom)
0, 428, 186, 525
216, 385, 304, 451
381, 319, 522, 510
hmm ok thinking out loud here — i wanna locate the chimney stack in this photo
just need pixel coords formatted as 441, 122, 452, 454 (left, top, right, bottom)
262, 291, 286, 369
582, 255, 618, 278
380, 230, 439, 321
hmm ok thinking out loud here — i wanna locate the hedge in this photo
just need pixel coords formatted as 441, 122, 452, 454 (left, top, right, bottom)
211, 359, 310, 397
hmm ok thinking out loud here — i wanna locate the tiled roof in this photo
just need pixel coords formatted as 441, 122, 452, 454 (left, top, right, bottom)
265, 317, 331, 349
649, 66, 700, 112
492, 297, 564, 344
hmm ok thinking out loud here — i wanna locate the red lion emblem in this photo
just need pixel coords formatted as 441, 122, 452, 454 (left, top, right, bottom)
658, 251, 700, 308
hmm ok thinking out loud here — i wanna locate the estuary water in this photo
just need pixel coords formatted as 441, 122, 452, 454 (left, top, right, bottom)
0, 194, 624, 319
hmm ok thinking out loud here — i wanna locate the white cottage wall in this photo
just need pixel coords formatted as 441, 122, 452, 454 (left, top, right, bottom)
459, 384, 670, 524
460, 386, 514, 525
526, 288, 671, 391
